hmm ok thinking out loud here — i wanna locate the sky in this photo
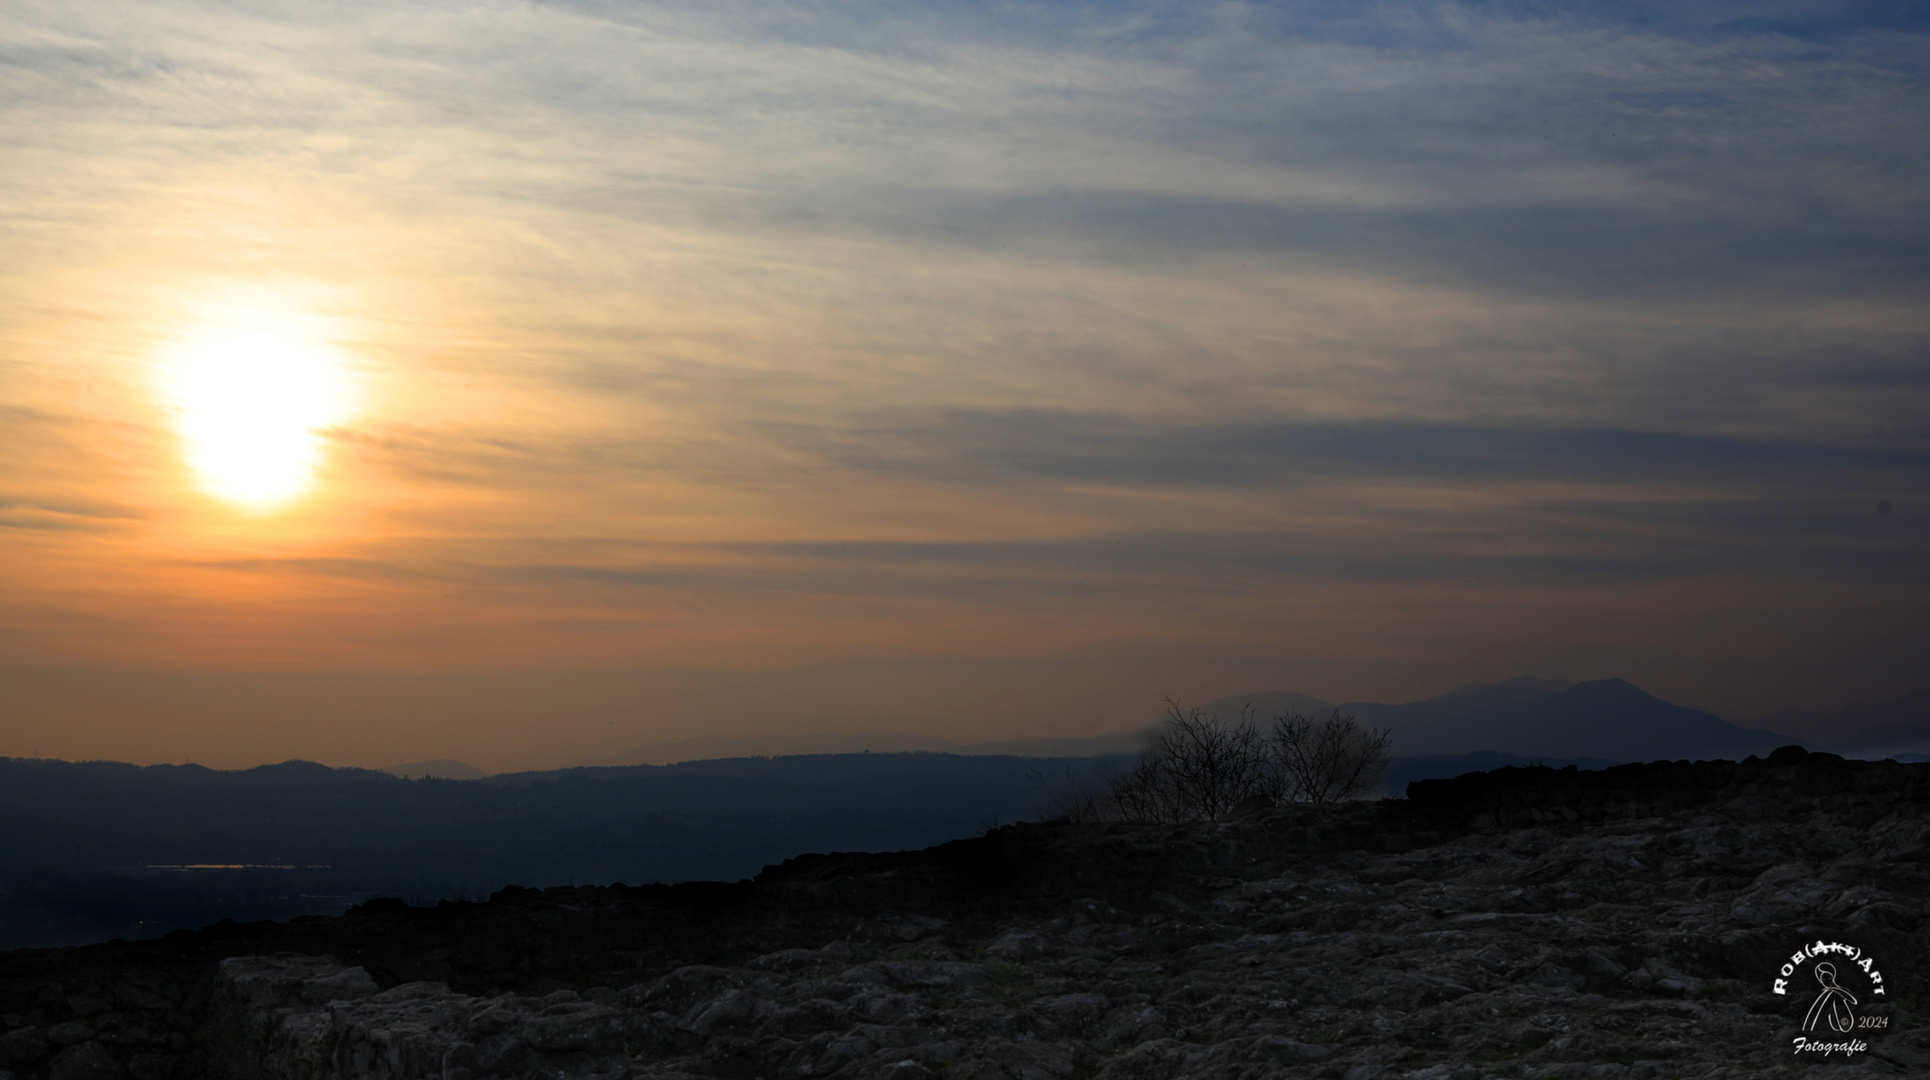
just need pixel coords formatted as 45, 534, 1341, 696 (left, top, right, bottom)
2, 1, 1927, 771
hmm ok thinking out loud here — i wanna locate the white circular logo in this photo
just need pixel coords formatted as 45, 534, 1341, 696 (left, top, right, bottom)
1772, 939, 1889, 1058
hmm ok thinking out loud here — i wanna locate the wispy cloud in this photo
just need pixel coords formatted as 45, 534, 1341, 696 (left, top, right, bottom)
786, 412, 1930, 491
1, 0, 1926, 751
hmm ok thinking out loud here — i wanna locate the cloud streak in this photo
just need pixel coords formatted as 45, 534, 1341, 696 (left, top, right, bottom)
792, 412, 1930, 491
0, 0, 1926, 760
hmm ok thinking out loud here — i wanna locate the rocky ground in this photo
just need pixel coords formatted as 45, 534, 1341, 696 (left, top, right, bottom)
3, 747, 1928, 1080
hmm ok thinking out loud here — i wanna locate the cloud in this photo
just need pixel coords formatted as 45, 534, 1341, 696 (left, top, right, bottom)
0, 495, 143, 532
792, 411, 1930, 492
1, 0, 1927, 717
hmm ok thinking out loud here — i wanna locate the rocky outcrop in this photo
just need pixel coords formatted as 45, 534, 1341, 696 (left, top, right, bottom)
206, 954, 654, 1080
3, 750, 1929, 1079
1405, 746, 1930, 829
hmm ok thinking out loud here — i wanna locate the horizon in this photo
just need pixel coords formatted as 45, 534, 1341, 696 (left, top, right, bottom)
5, 670, 1923, 774
4, 2, 1926, 771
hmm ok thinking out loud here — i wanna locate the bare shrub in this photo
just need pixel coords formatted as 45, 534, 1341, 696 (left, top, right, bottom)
1271, 709, 1394, 804
1103, 701, 1274, 822
1065, 700, 1394, 823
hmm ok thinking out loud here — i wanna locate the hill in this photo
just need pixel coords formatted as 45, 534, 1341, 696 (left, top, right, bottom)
567, 676, 1874, 774
1203, 677, 1806, 761
0, 752, 1130, 950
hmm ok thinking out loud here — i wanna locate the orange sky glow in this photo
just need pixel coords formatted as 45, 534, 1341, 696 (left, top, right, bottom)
3, 1, 1926, 771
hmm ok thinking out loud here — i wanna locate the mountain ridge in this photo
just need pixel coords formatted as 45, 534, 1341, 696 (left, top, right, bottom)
1200, 676, 1807, 762
448, 677, 1905, 774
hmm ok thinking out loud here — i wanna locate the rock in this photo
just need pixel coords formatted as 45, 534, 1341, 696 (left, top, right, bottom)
844, 962, 987, 989
48, 1041, 124, 1080
1098, 1005, 1166, 1046
679, 989, 771, 1035
0, 1028, 49, 1065
522, 1000, 628, 1051
984, 931, 1046, 958
1033, 992, 1107, 1034
1091, 1038, 1195, 1080
123, 1052, 179, 1080
297, 967, 381, 1005
859, 915, 952, 942
45, 1023, 96, 1048
111, 976, 180, 1014
1253, 1034, 1331, 1063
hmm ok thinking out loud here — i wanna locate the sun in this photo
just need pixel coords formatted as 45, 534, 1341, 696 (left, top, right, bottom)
159, 327, 352, 509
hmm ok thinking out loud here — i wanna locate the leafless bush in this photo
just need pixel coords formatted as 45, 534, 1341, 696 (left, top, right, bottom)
1059, 699, 1393, 823
1104, 701, 1274, 822
1272, 709, 1394, 803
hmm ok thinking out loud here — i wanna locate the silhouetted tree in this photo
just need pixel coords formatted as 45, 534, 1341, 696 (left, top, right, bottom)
1067, 700, 1393, 823
1103, 701, 1273, 822
1270, 709, 1393, 804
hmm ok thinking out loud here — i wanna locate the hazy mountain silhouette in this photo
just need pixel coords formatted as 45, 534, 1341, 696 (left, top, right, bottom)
1, 673, 1876, 950
0, 752, 1129, 950
1743, 689, 1930, 758
577, 676, 1816, 772
1202, 677, 1806, 761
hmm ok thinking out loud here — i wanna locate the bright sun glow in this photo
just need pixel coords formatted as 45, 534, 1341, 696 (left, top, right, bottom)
160, 328, 352, 509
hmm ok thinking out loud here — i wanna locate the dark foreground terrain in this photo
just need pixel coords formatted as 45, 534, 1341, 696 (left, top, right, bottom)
0, 750, 1618, 951
3, 746, 1927, 1080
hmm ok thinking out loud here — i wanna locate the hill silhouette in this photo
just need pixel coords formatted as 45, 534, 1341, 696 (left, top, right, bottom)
1202, 677, 1806, 760
0, 752, 1129, 950
567, 677, 1861, 774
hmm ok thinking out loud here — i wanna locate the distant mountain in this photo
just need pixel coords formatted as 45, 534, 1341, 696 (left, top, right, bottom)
380, 759, 489, 780
565, 677, 1676, 770
0, 751, 1132, 949
1203, 678, 1807, 763
1744, 690, 1930, 758
482, 675, 1837, 775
